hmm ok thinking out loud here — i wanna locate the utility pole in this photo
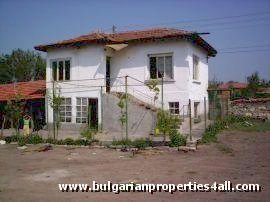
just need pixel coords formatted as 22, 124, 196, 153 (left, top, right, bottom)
125, 75, 128, 140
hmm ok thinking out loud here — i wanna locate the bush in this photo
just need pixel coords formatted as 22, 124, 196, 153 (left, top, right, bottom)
4, 136, 12, 143
26, 134, 43, 144
132, 138, 151, 149
80, 127, 92, 140
112, 139, 132, 146
63, 138, 75, 145
200, 115, 249, 144
169, 129, 186, 147
56, 139, 65, 145
45, 138, 58, 144
74, 139, 90, 146
17, 136, 27, 146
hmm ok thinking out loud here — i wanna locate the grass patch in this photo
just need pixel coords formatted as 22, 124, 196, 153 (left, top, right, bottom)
230, 120, 270, 132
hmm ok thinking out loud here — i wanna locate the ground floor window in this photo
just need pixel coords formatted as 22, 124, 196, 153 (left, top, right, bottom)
76, 97, 88, 123
60, 98, 72, 122
169, 102, 179, 115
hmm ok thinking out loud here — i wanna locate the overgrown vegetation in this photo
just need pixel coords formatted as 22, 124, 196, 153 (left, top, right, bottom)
156, 110, 179, 142
169, 129, 186, 147
112, 138, 151, 149
3, 133, 93, 146
199, 115, 270, 144
80, 126, 93, 140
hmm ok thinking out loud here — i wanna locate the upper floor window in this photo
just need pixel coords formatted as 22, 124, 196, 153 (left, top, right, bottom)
193, 55, 199, 80
51, 59, 71, 81
149, 54, 173, 79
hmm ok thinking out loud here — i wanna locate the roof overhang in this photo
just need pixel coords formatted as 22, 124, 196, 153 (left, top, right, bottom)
105, 43, 128, 51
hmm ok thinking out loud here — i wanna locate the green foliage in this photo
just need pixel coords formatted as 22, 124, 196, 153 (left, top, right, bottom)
26, 133, 43, 144
200, 115, 250, 144
4, 95, 24, 131
169, 129, 186, 147
18, 137, 27, 146
156, 110, 179, 137
45, 138, 58, 144
0, 49, 46, 84
146, 79, 160, 101
80, 126, 93, 140
74, 139, 90, 146
112, 138, 132, 146
132, 138, 151, 149
112, 138, 151, 149
63, 138, 75, 145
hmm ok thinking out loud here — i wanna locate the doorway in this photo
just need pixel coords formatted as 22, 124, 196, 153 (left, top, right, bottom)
106, 57, 111, 93
88, 98, 98, 129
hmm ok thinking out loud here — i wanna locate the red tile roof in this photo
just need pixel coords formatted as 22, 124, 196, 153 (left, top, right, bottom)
34, 28, 217, 56
218, 81, 247, 90
0, 80, 46, 101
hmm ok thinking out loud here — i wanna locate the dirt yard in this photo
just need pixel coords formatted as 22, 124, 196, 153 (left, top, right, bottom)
0, 130, 269, 202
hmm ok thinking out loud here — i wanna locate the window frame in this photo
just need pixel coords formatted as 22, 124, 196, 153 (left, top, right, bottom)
168, 102, 180, 115
60, 97, 72, 123
51, 58, 71, 81
148, 53, 174, 80
192, 55, 199, 81
76, 97, 88, 124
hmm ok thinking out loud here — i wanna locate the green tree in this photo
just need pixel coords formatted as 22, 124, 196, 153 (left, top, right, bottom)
0, 49, 45, 84
246, 72, 261, 97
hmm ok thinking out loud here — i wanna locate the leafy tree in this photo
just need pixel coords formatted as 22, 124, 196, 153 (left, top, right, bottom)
0, 49, 45, 84
3, 94, 24, 134
247, 72, 260, 96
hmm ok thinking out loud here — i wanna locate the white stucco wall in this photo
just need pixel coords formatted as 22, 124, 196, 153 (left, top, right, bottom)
46, 45, 106, 124
45, 39, 210, 125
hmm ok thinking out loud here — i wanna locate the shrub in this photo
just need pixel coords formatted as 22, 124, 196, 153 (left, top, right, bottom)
63, 138, 75, 145
17, 136, 27, 146
169, 129, 186, 147
26, 134, 43, 144
4, 136, 12, 143
112, 139, 132, 146
45, 138, 58, 144
80, 127, 93, 140
132, 138, 151, 149
74, 139, 90, 146
56, 139, 65, 145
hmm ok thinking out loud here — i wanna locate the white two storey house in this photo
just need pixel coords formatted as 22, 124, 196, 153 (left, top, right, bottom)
35, 28, 217, 137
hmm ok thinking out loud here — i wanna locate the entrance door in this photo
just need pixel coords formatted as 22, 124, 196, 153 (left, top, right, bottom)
88, 98, 98, 129
106, 57, 111, 93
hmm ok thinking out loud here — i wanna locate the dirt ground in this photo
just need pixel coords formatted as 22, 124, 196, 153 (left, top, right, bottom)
0, 130, 269, 202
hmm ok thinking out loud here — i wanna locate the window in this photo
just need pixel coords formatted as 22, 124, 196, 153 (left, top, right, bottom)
60, 98, 72, 122
150, 54, 173, 79
194, 102, 200, 118
51, 59, 71, 81
76, 97, 88, 123
193, 55, 199, 80
169, 102, 179, 115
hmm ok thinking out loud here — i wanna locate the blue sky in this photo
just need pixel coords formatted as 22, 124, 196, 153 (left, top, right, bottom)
0, 0, 269, 82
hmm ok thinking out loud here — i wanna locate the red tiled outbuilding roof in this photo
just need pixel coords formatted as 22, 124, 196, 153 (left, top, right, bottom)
34, 28, 217, 56
0, 80, 46, 101
218, 81, 247, 90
